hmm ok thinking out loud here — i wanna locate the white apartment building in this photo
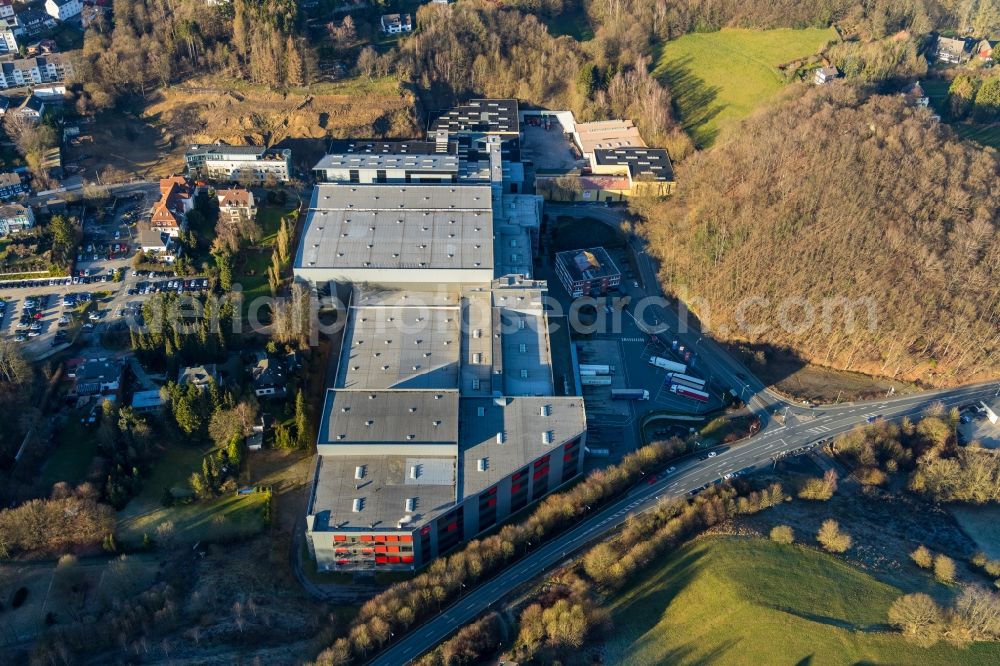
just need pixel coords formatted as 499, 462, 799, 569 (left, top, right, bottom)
0, 54, 74, 90
45, 0, 83, 22
185, 144, 293, 183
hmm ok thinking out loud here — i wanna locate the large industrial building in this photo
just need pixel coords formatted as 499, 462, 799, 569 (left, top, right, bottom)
296, 100, 587, 571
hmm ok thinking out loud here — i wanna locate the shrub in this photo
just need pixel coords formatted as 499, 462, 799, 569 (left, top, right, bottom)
933, 554, 956, 583
817, 519, 852, 553
856, 466, 887, 485
797, 470, 838, 501
911, 545, 933, 569
888, 593, 944, 646
769, 525, 794, 544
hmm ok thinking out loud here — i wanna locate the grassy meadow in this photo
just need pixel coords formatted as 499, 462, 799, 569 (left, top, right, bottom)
655, 28, 838, 146
606, 536, 1000, 666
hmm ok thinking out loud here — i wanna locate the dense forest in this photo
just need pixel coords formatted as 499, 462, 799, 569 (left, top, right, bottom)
76, 0, 313, 113
635, 85, 999, 385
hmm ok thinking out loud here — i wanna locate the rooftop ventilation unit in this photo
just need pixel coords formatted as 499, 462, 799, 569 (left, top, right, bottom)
352, 498, 363, 512
355, 466, 365, 480
410, 465, 419, 479
477, 458, 488, 472
405, 498, 416, 512
542, 431, 553, 444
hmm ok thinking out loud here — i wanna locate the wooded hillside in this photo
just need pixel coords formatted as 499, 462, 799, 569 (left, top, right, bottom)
636, 85, 1000, 385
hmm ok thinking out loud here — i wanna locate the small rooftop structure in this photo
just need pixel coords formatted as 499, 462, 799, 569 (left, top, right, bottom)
592, 147, 674, 183
131, 389, 165, 412
573, 119, 646, 158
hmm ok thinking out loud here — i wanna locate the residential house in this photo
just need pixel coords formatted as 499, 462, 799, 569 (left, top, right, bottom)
380, 13, 412, 34
934, 36, 971, 64
0, 0, 14, 28
0, 26, 17, 53
0, 171, 24, 199
976, 39, 995, 62
136, 225, 177, 261
814, 66, 839, 85
184, 142, 292, 183
178, 364, 219, 392
73, 359, 123, 396
0, 202, 34, 235
17, 94, 45, 121
26, 39, 58, 56
904, 80, 930, 107
216, 187, 256, 225
15, 8, 57, 37
45, 0, 83, 22
149, 176, 195, 237
0, 54, 75, 90
131, 389, 165, 413
251, 356, 288, 398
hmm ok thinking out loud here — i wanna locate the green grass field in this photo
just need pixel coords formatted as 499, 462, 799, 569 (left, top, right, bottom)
655, 28, 838, 146
953, 123, 1000, 150
606, 536, 1000, 666
118, 492, 267, 546
38, 414, 100, 491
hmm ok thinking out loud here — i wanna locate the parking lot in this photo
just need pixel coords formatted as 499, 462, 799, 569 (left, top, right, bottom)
74, 189, 156, 282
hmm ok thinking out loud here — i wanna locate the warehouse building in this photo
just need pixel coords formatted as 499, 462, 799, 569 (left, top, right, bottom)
300, 99, 586, 572
306, 278, 586, 570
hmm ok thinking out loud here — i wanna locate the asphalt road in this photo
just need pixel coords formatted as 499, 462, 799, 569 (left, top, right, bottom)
369, 380, 1000, 665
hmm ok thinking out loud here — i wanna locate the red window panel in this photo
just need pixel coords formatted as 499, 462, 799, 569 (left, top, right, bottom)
533, 468, 548, 480
334, 535, 347, 542
374, 536, 386, 543
487, 497, 497, 507
488, 486, 497, 495
446, 521, 458, 533
402, 556, 414, 563
375, 557, 388, 564
360, 535, 373, 542
337, 559, 350, 565
335, 548, 349, 554
388, 556, 401, 564
511, 483, 521, 493
512, 470, 524, 481
564, 453, 574, 462
362, 548, 374, 554
401, 535, 414, 542
375, 546, 387, 553
534, 455, 550, 468
565, 440, 578, 451
388, 546, 400, 553
420, 526, 431, 536
386, 535, 398, 542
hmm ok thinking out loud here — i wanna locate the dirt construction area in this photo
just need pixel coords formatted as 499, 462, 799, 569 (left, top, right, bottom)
143, 75, 419, 177
65, 75, 419, 182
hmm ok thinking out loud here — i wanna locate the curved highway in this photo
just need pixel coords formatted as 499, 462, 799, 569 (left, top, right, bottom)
369, 380, 998, 665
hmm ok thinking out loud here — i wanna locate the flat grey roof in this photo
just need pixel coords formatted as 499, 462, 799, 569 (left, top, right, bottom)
313, 153, 460, 173
186, 144, 267, 157
311, 454, 457, 531
459, 396, 586, 497
319, 389, 459, 446
335, 304, 461, 390
295, 184, 495, 271
326, 140, 457, 155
